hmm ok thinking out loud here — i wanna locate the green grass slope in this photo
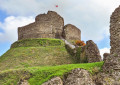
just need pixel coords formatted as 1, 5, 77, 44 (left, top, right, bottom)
11, 38, 65, 48
0, 62, 103, 85
0, 38, 77, 71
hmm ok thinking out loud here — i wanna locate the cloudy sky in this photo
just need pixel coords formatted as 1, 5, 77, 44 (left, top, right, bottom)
0, 0, 120, 57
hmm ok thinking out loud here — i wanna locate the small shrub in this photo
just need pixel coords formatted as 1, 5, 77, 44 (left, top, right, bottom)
75, 40, 86, 46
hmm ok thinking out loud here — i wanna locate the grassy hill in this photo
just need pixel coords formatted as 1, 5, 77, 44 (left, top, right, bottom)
0, 38, 78, 71
0, 38, 104, 85
0, 62, 103, 85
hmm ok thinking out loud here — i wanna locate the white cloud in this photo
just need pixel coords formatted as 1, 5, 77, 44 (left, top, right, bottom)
0, 0, 45, 16
62, 0, 120, 42
100, 48, 110, 59
0, 16, 34, 43
0, 0, 120, 42
0, 0, 70, 16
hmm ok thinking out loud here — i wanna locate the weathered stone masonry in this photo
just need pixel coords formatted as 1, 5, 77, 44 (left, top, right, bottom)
103, 6, 120, 81
80, 40, 101, 63
62, 24, 81, 40
110, 5, 120, 54
18, 11, 64, 40
18, 11, 81, 40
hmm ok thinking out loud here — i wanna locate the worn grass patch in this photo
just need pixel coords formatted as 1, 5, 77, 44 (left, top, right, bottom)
0, 62, 103, 85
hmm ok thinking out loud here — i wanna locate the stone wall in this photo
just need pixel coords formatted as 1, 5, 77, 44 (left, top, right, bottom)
85, 40, 102, 63
62, 24, 81, 40
18, 11, 64, 40
103, 6, 120, 82
110, 6, 120, 54
18, 11, 81, 41
80, 40, 101, 63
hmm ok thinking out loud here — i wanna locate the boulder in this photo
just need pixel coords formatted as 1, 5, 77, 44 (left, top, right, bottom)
64, 68, 95, 85
42, 77, 63, 85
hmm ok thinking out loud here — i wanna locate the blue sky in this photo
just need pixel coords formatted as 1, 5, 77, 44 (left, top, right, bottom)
0, 0, 120, 57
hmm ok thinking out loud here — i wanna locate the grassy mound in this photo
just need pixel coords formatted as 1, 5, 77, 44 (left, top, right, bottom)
0, 62, 103, 85
0, 38, 77, 71
11, 38, 64, 48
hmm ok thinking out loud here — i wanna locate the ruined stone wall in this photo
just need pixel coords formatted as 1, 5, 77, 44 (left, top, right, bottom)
85, 40, 101, 63
110, 6, 120, 54
80, 40, 101, 63
103, 6, 120, 81
62, 24, 81, 40
18, 11, 64, 40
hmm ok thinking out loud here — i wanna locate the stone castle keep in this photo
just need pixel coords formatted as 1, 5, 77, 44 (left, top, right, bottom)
17, 6, 120, 84
17, 11, 102, 64
2, 5, 120, 85
18, 11, 81, 40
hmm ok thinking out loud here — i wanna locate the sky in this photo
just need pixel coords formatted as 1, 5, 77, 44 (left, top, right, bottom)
0, 0, 120, 58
